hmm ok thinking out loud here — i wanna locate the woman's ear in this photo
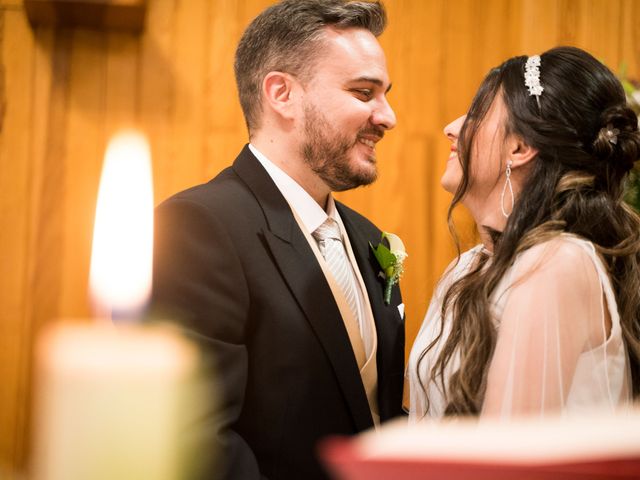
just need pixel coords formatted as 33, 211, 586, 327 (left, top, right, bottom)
508, 134, 538, 168
262, 71, 297, 121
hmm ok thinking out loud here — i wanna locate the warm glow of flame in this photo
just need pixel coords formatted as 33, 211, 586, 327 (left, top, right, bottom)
89, 131, 153, 318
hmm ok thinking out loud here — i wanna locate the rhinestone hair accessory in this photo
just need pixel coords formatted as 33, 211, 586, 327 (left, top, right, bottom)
524, 55, 543, 109
604, 123, 620, 145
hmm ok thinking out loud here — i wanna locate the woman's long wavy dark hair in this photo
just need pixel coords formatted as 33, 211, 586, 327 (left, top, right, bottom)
418, 46, 640, 415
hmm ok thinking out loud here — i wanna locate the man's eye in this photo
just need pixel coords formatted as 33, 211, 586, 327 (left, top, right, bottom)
353, 89, 373, 100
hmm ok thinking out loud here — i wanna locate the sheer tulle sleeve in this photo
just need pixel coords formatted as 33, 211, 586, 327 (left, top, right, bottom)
482, 237, 612, 418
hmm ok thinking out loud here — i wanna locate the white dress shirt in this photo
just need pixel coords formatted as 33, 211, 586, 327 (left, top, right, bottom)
249, 144, 375, 358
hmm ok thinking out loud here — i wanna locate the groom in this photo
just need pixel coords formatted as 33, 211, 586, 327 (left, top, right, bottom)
151, 1, 405, 479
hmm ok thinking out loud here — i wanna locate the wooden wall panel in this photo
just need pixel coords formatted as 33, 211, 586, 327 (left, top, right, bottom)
138, 0, 175, 201
62, 30, 103, 316
1, 0, 638, 476
621, 0, 640, 76
0, 7, 34, 472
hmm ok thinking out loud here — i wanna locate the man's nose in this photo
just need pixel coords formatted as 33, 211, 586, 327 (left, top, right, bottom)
372, 96, 397, 131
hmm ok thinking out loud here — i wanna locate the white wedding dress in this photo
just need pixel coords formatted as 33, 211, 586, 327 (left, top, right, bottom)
408, 234, 632, 422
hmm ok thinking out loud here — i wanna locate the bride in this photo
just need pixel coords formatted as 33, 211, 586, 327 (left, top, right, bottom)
408, 46, 640, 421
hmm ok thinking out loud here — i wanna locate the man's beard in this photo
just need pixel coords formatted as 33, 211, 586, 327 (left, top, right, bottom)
300, 103, 382, 192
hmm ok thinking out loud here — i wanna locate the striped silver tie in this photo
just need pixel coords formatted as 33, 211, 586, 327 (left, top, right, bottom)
313, 218, 361, 332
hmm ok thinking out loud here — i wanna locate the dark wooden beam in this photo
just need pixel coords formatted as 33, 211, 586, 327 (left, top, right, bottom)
24, 0, 147, 32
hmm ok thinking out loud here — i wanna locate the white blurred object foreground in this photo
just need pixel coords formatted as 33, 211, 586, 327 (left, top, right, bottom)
31, 323, 205, 480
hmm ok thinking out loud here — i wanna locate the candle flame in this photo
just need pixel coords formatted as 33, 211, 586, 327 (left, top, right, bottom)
89, 131, 153, 319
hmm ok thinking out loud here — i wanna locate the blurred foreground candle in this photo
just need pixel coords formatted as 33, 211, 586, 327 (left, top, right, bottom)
32, 325, 199, 480
32, 130, 204, 480
89, 131, 154, 319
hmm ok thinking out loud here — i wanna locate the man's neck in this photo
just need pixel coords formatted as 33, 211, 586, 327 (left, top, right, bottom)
251, 135, 331, 209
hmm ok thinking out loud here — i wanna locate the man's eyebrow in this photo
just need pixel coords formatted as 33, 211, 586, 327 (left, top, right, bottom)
350, 77, 393, 94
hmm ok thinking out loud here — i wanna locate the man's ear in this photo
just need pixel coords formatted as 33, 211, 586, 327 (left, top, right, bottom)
508, 134, 538, 168
262, 71, 298, 121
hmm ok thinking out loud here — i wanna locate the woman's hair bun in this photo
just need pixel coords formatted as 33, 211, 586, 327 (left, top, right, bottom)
592, 104, 640, 172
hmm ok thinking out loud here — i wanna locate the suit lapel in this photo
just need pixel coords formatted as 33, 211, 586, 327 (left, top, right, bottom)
335, 203, 389, 330
336, 203, 403, 418
232, 146, 374, 431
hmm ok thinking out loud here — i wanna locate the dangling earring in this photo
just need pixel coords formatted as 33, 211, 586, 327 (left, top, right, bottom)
500, 159, 514, 218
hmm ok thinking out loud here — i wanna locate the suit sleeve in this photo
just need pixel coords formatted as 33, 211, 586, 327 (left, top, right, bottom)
151, 197, 267, 480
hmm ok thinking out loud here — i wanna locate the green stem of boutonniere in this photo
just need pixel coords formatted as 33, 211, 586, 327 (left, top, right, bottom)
384, 278, 394, 305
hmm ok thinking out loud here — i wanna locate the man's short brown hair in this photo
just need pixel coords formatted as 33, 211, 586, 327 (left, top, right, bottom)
234, 0, 387, 133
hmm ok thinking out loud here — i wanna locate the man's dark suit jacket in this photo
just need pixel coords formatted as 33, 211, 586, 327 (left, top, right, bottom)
151, 145, 405, 480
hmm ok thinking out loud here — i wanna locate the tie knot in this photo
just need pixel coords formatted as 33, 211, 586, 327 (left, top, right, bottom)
312, 217, 342, 242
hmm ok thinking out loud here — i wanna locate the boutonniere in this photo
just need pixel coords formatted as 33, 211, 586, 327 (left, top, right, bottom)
370, 232, 407, 305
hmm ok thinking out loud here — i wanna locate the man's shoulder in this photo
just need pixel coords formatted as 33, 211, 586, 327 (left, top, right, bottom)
159, 165, 255, 216
335, 200, 382, 237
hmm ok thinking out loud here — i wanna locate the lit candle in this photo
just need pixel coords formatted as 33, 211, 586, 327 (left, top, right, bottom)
32, 131, 202, 480
89, 131, 154, 319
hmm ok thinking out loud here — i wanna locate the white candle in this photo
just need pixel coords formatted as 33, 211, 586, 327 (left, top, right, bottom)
32, 324, 199, 480
32, 130, 204, 480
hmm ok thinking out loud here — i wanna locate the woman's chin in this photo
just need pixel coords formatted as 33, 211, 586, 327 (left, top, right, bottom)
440, 175, 459, 194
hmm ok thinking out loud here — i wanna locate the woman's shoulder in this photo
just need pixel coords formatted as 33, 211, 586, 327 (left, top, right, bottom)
512, 234, 601, 286
441, 244, 486, 278
431, 245, 487, 296
454, 244, 486, 266
517, 234, 595, 263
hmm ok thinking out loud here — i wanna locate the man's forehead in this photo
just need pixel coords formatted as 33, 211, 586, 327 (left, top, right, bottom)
321, 26, 384, 58
315, 27, 390, 85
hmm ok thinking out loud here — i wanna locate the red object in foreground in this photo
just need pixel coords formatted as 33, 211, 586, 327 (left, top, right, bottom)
321, 437, 640, 480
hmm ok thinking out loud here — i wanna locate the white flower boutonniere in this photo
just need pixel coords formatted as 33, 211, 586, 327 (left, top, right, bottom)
370, 232, 408, 305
